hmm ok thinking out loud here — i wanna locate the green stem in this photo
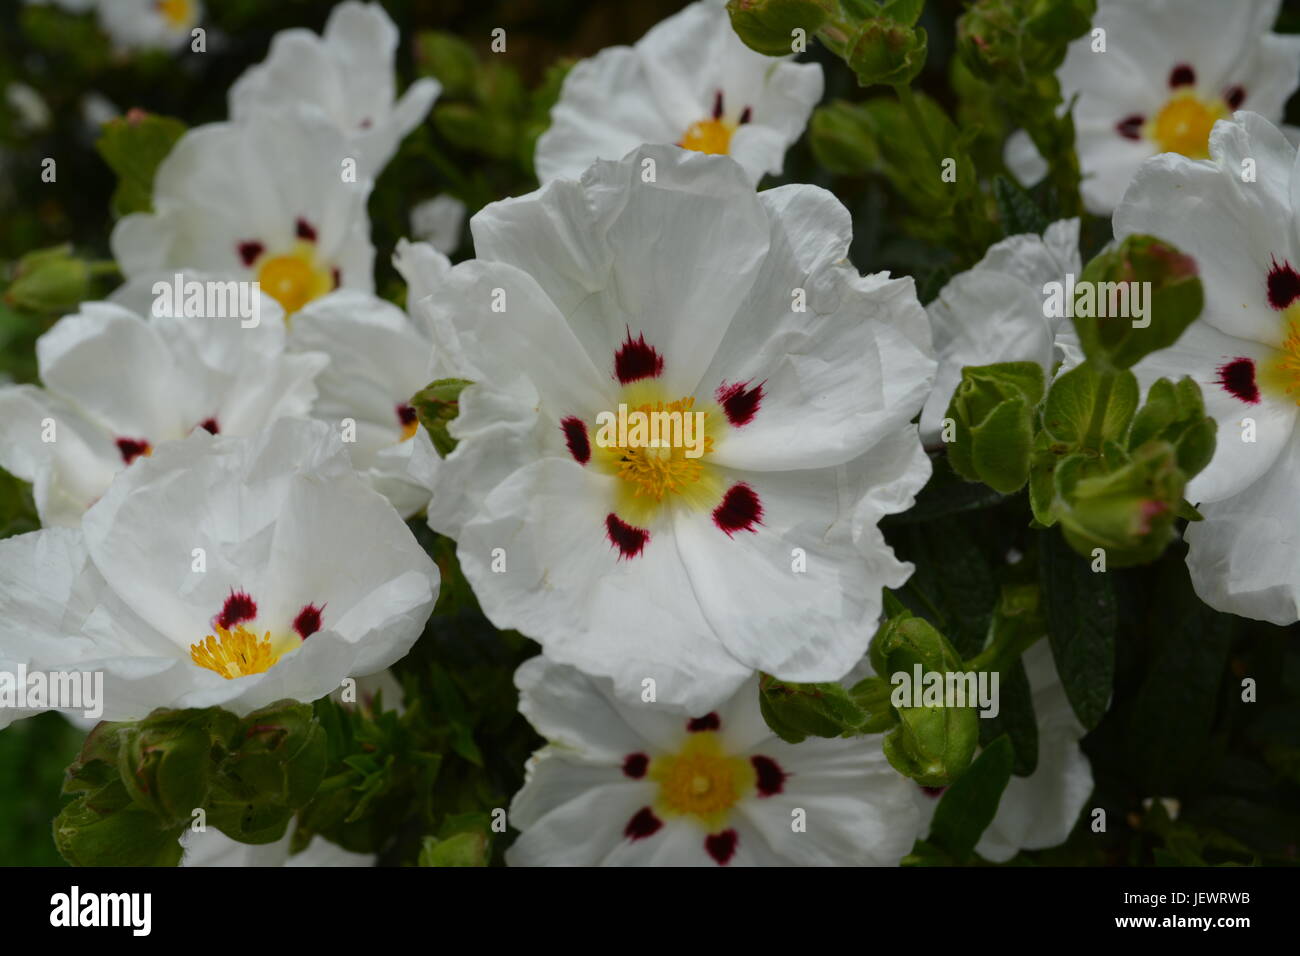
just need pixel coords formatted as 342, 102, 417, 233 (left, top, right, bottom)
1082, 367, 1116, 453
87, 261, 120, 277
966, 627, 1044, 675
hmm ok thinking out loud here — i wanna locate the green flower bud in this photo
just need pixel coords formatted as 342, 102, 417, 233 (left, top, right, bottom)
1072, 235, 1203, 370
1128, 376, 1217, 478
419, 830, 491, 867
1056, 441, 1184, 566
876, 615, 979, 787
117, 709, 219, 827
54, 798, 185, 867
4, 244, 89, 314
946, 361, 1045, 493
809, 101, 880, 175
758, 674, 878, 743
847, 19, 927, 87
725, 0, 832, 57
410, 377, 473, 456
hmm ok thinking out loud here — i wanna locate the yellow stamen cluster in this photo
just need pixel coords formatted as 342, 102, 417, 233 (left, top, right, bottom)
615, 397, 714, 502
1149, 92, 1226, 158
156, 0, 195, 30
1272, 319, 1300, 402
650, 733, 755, 827
190, 625, 280, 680
679, 118, 735, 156
255, 241, 334, 316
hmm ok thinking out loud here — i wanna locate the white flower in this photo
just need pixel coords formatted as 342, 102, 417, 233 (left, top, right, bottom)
0, 296, 326, 527
1007, 0, 1300, 215
507, 655, 921, 866
182, 825, 374, 867
288, 288, 442, 519
6, 83, 51, 133
534, 0, 823, 187
1114, 112, 1300, 623
0, 418, 439, 727
110, 108, 375, 318
920, 219, 1081, 444
98, 0, 203, 53
913, 642, 1093, 862
409, 195, 466, 255
229, 1, 439, 178
403, 144, 935, 712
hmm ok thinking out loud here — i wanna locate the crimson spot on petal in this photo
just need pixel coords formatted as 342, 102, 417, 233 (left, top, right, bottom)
613, 331, 664, 384
1216, 358, 1260, 404
1225, 85, 1246, 110
713, 483, 763, 537
623, 753, 649, 779
217, 590, 258, 630
293, 604, 323, 639
396, 403, 418, 428
331, 266, 341, 289
716, 380, 764, 427
606, 513, 650, 559
712, 90, 724, 120
115, 437, 151, 465
625, 807, 662, 841
1266, 259, 1300, 310
1116, 115, 1144, 140
687, 712, 720, 733
1169, 63, 1195, 87
237, 240, 264, 267
704, 829, 738, 865
751, 755, 787, 796
561, 416, 591, 464
199, 417, 220, 435
296, 217, 318, 242
738, 106, 752, 125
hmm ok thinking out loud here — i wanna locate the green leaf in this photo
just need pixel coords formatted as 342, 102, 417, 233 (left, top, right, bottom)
927, 736, 1014, 862
993, 174, 1049, 237
1038, 529, 1116, 730
95, 113, 187, 217
410, 378, 472, 456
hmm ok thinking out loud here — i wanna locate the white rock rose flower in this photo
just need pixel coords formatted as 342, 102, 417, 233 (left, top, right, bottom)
229, 1, 439, 178
288, 288, 442, 519
402, 144, 935, 712
0, 418, 439, 727
914, 642, 1093, 862
507, 656, 922, 866
110, 108, 375, 318
0, 296, 326, 527
1006, 0, 1300, 215
535, 0, 823, 187
1115, 112, 1300, 623
98, 0, 203, 54
920, 219, 1082, 444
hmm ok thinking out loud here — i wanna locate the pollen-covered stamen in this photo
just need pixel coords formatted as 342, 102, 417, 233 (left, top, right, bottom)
293, 604, 323, 639
704, 829, 738, 865
615, 397, 714, 502
115, 437, 152, 465
254, 240, 335, 315
216, 589, 257, 630
561, 416, 591, 464
678, 90, 744, 156
1268, 320, 1300, 403
156, 0, 195, 30
606, 513, 650, 559
190, 625, 280, 680
650, 732, 755, 828
1216, 358, 1260, 404
1148, 90, 1226, 158
613, 331, 664, 384
716, 380, 764, 427
1116, 114, 1144, 140
396, 403, 419, 442
713, 482, 763, 537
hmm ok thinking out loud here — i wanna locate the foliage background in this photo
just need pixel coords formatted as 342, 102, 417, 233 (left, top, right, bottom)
1, 0, 1298, 865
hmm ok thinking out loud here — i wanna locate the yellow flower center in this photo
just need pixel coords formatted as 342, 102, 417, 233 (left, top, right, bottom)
1149, 92, 1226, 158
189, 625, 284, 680
156, 0, 194, 30
590, 387, 725, 527
649, 733, 755, 828
255, 242, 334, 316
1261, 316, 1300, 402
400, 418, 419, 441
679, 118, 735, 156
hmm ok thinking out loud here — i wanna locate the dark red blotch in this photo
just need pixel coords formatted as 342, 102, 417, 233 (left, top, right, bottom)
622, 753, 649, 779
293, 604, 323, 639
624, 807, 662, 841
713, 483, 763, 537
613, 331, 664, 384
751, 755, 786, 797
705, 829, 738, 865
687, 712, 720, 733
561, 416, 591, 464
716, 380, 764, 427
216, 590, 258, 629
605, 513, 650, 559
1216, 358, 1260, 404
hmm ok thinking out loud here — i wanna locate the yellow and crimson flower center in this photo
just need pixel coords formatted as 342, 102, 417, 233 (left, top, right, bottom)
1259, 315, 1300, 402
255, 242, 334, 316
156, 0, 194, 30
679, 117, 735, 156
1149, 92, 1226, 158
649, 732, 755, 826
189, 625, 297, 680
